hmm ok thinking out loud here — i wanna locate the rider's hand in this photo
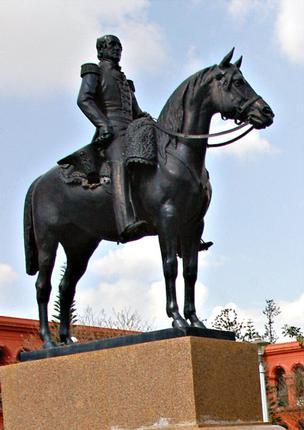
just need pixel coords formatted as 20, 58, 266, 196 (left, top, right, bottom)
94, 124, 114, 147
138, 111, 152, 120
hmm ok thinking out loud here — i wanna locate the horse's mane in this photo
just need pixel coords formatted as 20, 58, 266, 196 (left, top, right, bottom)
157, 66, 215, 154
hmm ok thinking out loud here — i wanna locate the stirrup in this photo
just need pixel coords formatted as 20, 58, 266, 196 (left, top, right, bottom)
199, 240, 214, 252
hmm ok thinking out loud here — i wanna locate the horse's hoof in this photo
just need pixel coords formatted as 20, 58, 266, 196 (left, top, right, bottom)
59, 335, 75, 345
172, 318, 190, 329
190, 320, 207, 329
43, 340, 57, 349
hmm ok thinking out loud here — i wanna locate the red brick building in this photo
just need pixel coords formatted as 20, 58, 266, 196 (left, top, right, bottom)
264, 342, 304, 430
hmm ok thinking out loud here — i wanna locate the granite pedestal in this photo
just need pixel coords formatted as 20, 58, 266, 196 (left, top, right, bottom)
0, 333, 280, 430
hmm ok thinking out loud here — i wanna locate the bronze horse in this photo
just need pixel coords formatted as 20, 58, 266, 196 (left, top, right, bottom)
24, 50, 274, 348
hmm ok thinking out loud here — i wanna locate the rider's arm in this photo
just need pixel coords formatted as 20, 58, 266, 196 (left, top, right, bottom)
128, 79, 150, 120
77, 63, 110, 130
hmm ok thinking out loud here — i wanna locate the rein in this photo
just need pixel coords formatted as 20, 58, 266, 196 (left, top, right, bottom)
151, 119, 254, 148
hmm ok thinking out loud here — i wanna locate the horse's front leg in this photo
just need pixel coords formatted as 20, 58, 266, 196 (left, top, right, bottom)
158, 210, 189, 329
181, 227, 206, 329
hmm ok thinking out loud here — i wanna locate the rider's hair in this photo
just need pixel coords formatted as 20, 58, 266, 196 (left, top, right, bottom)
96, 35, 122, 61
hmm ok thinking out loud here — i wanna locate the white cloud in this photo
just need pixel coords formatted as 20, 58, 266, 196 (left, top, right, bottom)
118, 20, 167, 77
77, 237, 208, 329
228, 0, 263, 21
0, 264, 18, 288
208, 114, 278, 159
0, 264, 35, 317
228, 0, 304, 65
228, 0, 250, 21
227, 0, 274, 22
90, 238, 162, 283
207, 301, 264, 333
275, 0, 304, 64
0, 0, 168, 95
183, 45, 204, 76
277, 294, 304, 334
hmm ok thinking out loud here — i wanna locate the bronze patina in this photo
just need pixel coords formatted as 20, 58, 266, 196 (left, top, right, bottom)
24, 37, 274, 349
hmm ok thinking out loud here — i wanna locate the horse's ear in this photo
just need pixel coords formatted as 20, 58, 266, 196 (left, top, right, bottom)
234, 56, 243, 69
219, 48, 235, 67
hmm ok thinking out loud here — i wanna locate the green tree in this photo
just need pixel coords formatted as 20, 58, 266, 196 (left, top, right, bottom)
242, 318, 260, 342
77, 306, 153, 332
51, 263, 78, 342
282, 324, 304, 346
211, 308, 260, 342
52, 292, 78, 326
263, 299, 281, 343
211, 308, 244, 340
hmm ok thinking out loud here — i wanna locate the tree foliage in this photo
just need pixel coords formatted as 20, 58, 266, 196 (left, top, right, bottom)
52, 293, 78, 326
52, 262, 78, 326
211, 308, 260, 341
212, 308, 244, 340
263, 299, 281, 343
282, 324, 304, 346
77, 306, 153, 332
242, 318, 260, 342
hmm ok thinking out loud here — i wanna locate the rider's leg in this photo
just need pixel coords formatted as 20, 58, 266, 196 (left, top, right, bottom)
110, 160, 148, 242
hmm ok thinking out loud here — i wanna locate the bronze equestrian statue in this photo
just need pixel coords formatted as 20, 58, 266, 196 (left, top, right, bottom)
24, 36, 274, 348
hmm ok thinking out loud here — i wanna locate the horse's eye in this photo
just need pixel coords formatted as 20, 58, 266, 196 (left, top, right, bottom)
234, 79, 244, 87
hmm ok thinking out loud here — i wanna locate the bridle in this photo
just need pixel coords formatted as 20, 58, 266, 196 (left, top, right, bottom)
152, 119, 254, 148
151, 67, 262, 148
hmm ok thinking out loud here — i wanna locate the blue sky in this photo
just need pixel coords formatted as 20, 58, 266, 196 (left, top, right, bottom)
0, 0, 303, 337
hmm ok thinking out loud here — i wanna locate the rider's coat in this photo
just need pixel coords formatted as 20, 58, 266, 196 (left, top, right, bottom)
78, 59, 143, 156
77, 59, 145, 238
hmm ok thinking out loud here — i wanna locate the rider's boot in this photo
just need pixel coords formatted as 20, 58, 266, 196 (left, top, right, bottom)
111, 161, 149, 243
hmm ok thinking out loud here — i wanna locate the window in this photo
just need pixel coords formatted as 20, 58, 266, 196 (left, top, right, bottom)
298, 419, 304, 430
294, 365, 304, 407
275, 367, 288, 407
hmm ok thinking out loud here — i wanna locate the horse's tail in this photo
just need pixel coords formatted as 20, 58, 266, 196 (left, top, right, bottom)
24, 177, 40, 275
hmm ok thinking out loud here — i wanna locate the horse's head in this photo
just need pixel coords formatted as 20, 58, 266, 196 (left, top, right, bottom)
211, 49, 274, 129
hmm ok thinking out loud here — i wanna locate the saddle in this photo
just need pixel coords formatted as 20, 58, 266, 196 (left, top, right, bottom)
57, 144, 111, 189
57, 118, 157, 189
124, 117, 157, 167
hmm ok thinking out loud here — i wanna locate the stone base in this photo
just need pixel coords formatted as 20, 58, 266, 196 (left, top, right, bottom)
19, 327, 235, 362
144, 427, 282, 430
139, 427, 282, 430
1, 336, 272, 430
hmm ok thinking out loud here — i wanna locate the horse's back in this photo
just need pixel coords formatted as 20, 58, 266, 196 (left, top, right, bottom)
29, 165, 118, 241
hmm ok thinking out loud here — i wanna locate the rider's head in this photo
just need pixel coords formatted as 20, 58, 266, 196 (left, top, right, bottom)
96, 35, 122, 63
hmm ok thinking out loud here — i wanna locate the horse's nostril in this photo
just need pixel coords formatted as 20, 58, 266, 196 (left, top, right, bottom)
263, 106, 273, 116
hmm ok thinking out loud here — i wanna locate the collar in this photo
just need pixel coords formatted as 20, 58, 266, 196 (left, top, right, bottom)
100, 59, 121, 72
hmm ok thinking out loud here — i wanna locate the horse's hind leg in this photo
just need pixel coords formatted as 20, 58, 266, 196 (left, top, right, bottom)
35, 238, 58, 348
59, 239, 98, 344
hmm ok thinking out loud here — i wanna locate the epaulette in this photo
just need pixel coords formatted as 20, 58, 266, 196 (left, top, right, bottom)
127, 79, 135, 92
80, 63, 100, 78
